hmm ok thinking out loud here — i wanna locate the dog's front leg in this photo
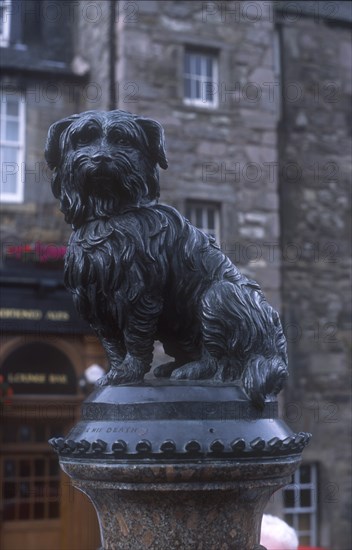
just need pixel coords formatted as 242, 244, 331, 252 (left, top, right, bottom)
106, 295, 162, 385
92, 327, 127, 386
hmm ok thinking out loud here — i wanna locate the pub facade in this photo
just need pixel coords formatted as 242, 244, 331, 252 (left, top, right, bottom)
0, 1, 103, 548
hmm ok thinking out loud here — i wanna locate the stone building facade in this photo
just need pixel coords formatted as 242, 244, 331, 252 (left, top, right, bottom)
277, 3, 352, 548
1, 1, 351, 549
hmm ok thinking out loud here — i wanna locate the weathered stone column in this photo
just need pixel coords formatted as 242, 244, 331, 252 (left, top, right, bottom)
51, 383, 310, 550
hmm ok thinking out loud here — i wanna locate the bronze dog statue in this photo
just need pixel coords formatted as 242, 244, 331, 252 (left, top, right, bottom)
45, 110, 288, 408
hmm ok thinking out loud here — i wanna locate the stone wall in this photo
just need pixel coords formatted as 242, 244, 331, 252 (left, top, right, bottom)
117, 0, 282, 309
278, 12, 352, 550
0, 75, 89, 251
74, 0, 111, 110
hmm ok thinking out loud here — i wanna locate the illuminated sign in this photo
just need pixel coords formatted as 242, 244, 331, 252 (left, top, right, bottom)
0, 286, 91, 334
0, 309, 70, 321
1, 343, 77, 395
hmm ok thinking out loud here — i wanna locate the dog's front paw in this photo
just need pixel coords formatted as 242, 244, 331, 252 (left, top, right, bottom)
154, 361, 180, 378
100, 355, 148, 385
96, 371, 116, 386
171, 358, 217, 380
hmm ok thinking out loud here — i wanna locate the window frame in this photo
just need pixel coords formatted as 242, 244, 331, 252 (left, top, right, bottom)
0, 0, 11, 47
185, 201, 221, 244
1, 419, 65, 522
282, 463, 318, 547
183, 48, 219, 109
0, 91, 26, 203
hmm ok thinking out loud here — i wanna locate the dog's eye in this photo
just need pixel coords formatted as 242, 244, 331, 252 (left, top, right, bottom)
75, 127, 99, 145
108, 131, 130, 146
77, 136, 91, 145
116, 137, 130, 145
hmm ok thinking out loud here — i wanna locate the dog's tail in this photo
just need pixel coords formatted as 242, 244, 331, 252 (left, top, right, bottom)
242, 354, 288, 409
201, 279, 288, 409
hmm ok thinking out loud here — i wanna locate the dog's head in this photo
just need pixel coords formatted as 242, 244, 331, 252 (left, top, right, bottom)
45, 110, 168, 227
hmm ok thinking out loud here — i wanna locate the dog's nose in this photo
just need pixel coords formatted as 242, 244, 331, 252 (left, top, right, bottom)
91, 152, 111, 164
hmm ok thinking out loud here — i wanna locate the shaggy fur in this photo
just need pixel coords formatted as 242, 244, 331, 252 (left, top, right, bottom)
45, 109, 288, 408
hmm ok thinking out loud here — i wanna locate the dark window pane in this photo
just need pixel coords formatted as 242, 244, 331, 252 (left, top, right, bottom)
184, 53, 191, 73
300, 535, 311, 546
3, 502, 16, 520
301, 489, 312, 507
299, 514, 310, 530
284, 513, 293, 525
49, 501, 60, 518
207, 208, 215, 229
195, 207, 202, 227
34, 481, 45, 498
206, 57, 213, 78
20, 481, 30, 498
20, 460, 31, 477
4, 459, 16, 477
7, 98, 19, 117
19, 502, 30, 520
284, 489, 295, 508
195, 54, 201, 75
35, 459, 45, 477
4, 482, 16, 499
34, 502, 45, 519
49, 459, 59, 476
18, 425, 32, 442
2, 424, 17, 443
49, 481, 59, 498
184, 77, 192, 99
195, 79, 201, 99
300, 465, 311, 483
35, 424, 46, 442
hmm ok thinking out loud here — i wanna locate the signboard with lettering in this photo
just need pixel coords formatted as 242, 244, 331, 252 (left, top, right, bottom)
1, 343, 77, 394
0, 284, 92, 334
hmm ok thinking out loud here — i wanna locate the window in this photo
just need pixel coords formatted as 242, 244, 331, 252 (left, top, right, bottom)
184, 49, 218, 108
1, 420, 63, 521
0, 92, 25, 202
283, 463, 318, 546
0, 0, 11, 47
185, 202, 221, 243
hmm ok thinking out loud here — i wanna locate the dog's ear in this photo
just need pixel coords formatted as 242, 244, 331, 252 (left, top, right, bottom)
45, 114, 81, 169
135, 117, 168, 169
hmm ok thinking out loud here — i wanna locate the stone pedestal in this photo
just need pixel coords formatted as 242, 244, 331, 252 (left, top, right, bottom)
50, 382, 311, 550
61, 457, 300, 550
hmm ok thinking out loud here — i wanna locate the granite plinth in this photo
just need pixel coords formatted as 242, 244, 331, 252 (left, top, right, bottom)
61, 457, 299, 550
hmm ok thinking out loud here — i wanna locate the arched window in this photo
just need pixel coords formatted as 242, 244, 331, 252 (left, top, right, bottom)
1, 342, 77, 395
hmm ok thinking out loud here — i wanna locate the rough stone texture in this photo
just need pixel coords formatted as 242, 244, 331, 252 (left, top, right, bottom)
61, 457, 300, 550
74, 1, 111, 110
278, 13, 352, 550
0, 75, 87, 253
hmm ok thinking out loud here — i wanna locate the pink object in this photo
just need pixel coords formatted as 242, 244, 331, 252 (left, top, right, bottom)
260, 515, 299, 549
